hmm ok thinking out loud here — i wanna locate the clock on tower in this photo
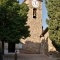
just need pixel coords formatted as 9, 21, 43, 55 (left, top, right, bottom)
21, 0, 42, 54
32, 0, 39, 8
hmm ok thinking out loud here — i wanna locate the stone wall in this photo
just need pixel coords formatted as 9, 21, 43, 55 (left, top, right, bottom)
40, 37, 48, 55
43, 32, 56, 55
44, 32, 56, 52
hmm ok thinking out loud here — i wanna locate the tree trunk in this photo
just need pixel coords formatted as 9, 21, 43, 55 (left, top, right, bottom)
2, 40, 4, 55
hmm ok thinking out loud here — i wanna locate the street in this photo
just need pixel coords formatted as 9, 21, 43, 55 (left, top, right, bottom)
3, 54, 56, 60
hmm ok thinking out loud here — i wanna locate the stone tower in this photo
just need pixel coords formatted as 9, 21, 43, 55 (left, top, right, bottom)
21, 0, 42, 54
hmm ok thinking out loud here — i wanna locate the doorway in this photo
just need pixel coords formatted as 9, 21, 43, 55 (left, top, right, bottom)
8, 42, 15, 53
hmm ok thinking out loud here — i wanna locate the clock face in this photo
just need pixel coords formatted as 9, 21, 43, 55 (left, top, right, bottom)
32, 0, 39, 8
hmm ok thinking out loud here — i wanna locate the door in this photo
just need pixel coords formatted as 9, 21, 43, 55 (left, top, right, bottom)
8, 42, 15, 53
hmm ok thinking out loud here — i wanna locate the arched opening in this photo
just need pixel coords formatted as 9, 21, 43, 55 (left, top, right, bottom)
33, 8, 37, 18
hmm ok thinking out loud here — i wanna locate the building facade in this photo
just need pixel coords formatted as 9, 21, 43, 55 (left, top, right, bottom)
4, 0, 56, 55
20, 0, 56, 54
20, 0, 42, 54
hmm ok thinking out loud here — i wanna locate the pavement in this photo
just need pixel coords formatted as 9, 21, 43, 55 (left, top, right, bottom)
3, 54, 56, 60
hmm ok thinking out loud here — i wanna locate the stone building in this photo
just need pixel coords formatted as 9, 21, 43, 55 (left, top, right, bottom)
20, 0, 42, 54
4, 0, 56, 54
20, 0, 56, 54
40, 27, 56, 55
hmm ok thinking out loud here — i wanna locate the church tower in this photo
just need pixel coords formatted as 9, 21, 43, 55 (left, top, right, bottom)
21, 0, 42, 54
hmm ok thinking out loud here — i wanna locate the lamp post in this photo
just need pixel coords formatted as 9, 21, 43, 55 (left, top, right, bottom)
15, 51, 17, 60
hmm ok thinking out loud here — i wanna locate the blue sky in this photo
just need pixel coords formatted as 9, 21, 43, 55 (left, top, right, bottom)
19, 0, 24, 3
42, 0, 48, 29
19, 0, 48, 29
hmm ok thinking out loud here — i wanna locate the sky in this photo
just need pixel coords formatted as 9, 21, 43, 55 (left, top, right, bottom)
19, 0, 48, 30
19, 0, 24, 3
42, 0, 48, 29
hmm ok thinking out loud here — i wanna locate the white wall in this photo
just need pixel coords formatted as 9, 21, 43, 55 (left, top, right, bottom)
4, 42, 22, 54
15, 43, 22, 53
4, 43, 8, 54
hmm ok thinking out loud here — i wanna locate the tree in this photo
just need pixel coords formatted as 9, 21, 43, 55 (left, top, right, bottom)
0, 0, 30, 54
45, 0, 60, 51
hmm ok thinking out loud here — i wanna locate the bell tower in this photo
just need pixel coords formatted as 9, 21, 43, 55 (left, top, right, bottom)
21, 0, 42, 54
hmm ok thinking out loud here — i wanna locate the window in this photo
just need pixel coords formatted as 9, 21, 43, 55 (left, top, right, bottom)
33, 8, 37, 18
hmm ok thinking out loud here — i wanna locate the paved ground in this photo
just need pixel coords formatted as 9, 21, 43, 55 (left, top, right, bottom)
3, 54, 56, 60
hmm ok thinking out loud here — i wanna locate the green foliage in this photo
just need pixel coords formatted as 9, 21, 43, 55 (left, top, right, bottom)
0, 0, 30, 43
45, 0, 60, 51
